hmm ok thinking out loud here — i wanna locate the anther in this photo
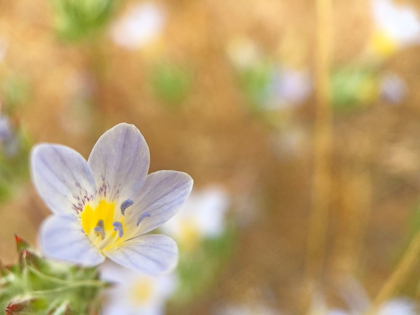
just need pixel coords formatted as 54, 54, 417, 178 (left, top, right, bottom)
120, 199, 134, 215
94, 220, 105, 240
113, 222, 124, 238
136, 212, 151, 226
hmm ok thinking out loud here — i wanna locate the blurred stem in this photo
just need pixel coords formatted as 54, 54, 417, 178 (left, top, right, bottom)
304, 0, 333, 296
365, 231, 420, 315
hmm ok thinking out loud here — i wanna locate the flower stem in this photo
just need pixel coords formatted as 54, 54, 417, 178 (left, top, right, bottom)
365, 231, 420, 315
304, 0, 333, 300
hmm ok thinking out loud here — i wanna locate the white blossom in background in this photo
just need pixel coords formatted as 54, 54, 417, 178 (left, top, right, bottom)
31, 123, 193, 274
329, 299, 417, 315
216, 303, 278, 315
111, 2, 166, 50
327, 277, 418, 315
60, 71, 96, 136
371, 0, 420, 56
266, 67, 312, 110
100, 262, 177, 315
0, 38, 7, 63
270, 124, 308, 160
379, 73, 407, 104
160, 186, 230, 250
226, 37, 263, 70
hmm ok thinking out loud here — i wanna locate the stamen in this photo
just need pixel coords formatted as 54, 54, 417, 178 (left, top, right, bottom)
94, 220, 105, 240
120, 199, 134, 215
113, 222, 124, 238
136, 212, 151, 226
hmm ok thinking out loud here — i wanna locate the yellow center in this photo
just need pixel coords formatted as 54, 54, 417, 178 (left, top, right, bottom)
370, 30, 398, 58
130, 278, 154, 306
80, 200, 125, 252
179, 220, 200, 252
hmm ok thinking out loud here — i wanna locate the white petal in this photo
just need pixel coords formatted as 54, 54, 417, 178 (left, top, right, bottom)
88, 123, 150, 202
105, 234, 178, 274
125, 171, 193, 235
31, 144, 96, 215
40, 215, 104, 266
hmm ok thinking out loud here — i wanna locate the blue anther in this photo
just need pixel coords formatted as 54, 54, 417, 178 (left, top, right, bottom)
120, 199, 134, 215
112, 222, 124, 238
136, 212, 151, 226
94, 220, 105, 240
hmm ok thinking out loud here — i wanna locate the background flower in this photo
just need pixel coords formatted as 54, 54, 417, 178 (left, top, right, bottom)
100, 261, 177, 315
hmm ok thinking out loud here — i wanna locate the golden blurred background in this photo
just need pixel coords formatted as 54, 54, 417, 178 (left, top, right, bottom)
1, 0, 420, 314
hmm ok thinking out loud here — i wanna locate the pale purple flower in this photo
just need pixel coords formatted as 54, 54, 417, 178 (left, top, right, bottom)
379, 73, 407, 104
0, 116, 12, 141
31, 123, 193, 274
267, 68, 312, 110
0, 115, 19, 157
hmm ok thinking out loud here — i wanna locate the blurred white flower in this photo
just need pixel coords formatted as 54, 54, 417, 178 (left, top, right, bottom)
160, 186, 230, 250
60, 71, 95, 136
227, 37, 262, 70
379, 73, 407, 104
371, 0, 420, 56
0, 38, 7, 63
267, 67, 312, 110
111, 2, 166, 50
270, 123, 308, 160
101, 262, 177, 315
216, 303, 278, 315
330, 299, 417, 315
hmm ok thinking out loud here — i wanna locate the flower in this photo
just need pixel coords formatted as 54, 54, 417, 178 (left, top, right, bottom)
100, 262, 177, 315
0, 115, 19, 157
371, 0, 420, 57
111, 2, 166, 50
330, 299, 417, 315
379, 72, 407, 104
160, 186, 229, 250
266, 67, 312, 110
0, 37, 7, 63
31, 123, 193, 274
226, 37, 262, 70
216, 303, 278, 315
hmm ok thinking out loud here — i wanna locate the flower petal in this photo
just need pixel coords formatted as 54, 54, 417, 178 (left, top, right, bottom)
105, 234, 178, 274
88, 123, 150, 202
40, 215, 104, 266
31, 144, 96, 215
125, 171, 193, 235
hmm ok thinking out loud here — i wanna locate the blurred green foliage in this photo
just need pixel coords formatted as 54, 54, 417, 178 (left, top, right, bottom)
51, 0, 117, 42
150, 62, 193, 108
331, 66, 377, 113
170, 224, 236, 306
0, 129, 31, 203
236, 62, 272, 112
1, 76, 30, 110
